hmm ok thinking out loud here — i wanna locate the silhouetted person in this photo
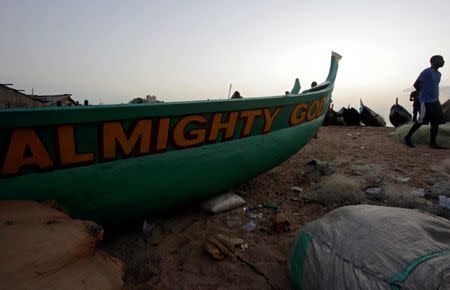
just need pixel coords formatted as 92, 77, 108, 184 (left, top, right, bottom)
56, 101, 62, 107
84, 100, 89, 106
409, 90, 420, 122
230, 91, 242, 99
404, 55, 446, 149
285, 91, 289, 95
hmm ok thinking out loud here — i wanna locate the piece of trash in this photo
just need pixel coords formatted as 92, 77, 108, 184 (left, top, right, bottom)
270, 212, 291, 232
243, 202, 281, 219
291, 186, 303, 193
143, 220, 156, 236
247, 212, 263, 219
365, 187, 382, 195
201, 192, 246, 214
242, 220, 256, 232
438, 195, 450, 210
204, 240, 228, 261
204, 234, 246, 260
240, 243, 248, 251
411, 188, 425, 197
394, 176, 410, 183
226, 216, 243, 227
360, 146, 366, 149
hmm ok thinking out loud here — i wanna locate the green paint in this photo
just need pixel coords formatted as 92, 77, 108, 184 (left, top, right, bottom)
387, 250, 450, 289
0, 53, 341, 222
290, 78, 301, 94
289, 231, 312, 290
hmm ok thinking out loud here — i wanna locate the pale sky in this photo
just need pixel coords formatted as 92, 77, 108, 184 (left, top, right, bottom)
1, 0, 450, 120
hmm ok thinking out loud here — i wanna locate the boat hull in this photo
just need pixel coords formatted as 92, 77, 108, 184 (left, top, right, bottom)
0, 53, 340, 222
389, 105, 412, 127
0, 93, 331, 221
360, 106, 386, 127
0, 115, 323, 221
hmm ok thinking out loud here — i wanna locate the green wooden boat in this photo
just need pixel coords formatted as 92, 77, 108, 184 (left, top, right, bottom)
0, 52, 341, 222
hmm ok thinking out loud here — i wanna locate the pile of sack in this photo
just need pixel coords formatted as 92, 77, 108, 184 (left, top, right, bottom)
289, 205, 450, 290
0, 200, 124, 290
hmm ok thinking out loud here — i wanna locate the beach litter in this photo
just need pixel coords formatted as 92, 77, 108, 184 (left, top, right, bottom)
365, 187, 382, 195
438, 195, 450, 210
242, 220, 257, 232
201, 192, 246, 214
291, 186, 303, 193
243, 203, 290, 233
394, 176, 410, 183
204, 234, 247, 261
410, 188, 425, 197
244, 202, 281, 217
270, 212, 291, 232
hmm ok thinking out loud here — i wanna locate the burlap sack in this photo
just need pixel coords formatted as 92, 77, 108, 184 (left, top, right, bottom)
0, 200, 124, 290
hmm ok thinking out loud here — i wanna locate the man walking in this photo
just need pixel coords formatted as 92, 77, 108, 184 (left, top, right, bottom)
404, 55, 446, 149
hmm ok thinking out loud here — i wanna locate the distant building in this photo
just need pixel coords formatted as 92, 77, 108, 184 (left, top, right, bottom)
33, 94, 77, 106
0, 83, 77, 108
0, 84, 43, 108
146, 95, 157, 103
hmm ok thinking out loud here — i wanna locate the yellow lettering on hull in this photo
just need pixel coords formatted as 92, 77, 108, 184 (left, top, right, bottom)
1, 96, 329, 177
1, 129, 54, 176
57, 125, 94, 167
102, 120, 152, 160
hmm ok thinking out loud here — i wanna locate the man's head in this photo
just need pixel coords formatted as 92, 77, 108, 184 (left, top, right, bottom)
430, 55, 445, 69
311, 81, 317, 88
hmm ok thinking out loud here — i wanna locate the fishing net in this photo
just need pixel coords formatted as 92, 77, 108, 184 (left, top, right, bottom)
395, 122, 450, 148
0, 200, 124, 290
289, 205, 450, 290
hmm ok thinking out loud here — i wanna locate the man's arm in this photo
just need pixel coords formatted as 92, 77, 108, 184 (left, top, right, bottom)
414, 70, 428, 91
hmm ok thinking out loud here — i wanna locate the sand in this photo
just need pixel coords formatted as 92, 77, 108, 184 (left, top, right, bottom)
103, 126, 450, 290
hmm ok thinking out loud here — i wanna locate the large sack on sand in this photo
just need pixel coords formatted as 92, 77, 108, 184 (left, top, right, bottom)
289, 205, 450, 290
395, 122, 450, 148
0, 200, 124, 290
3, 251, 124, 290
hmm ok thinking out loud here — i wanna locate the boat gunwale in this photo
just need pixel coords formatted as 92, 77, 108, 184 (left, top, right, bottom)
0, 86, 334, 128
1, 52, 340, 128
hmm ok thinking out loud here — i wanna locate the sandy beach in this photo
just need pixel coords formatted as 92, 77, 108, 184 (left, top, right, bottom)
102, 126, 450, 290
